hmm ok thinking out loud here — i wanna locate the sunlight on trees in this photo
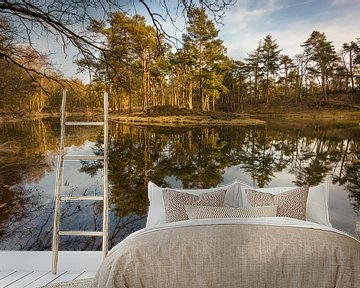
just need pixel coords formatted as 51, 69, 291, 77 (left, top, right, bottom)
0, 2, 359, 114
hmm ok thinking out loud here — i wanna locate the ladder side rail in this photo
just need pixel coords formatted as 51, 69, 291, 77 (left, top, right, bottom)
102, 92, 109, 258
52, 90, 67, 274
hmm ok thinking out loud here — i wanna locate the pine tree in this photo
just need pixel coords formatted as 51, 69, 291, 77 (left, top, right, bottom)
246, 42, 263, 104
342, 41, 359, 90
222, 60, 248, 111
184, 7, 228, 111
172, 37, 198, 109
302, 31, 338, 99
86, 12, 159, 112
280, 55, 294, 99
259, 35, 281, 104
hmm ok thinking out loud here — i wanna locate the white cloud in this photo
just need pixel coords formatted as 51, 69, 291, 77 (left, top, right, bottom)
331, 0, 356, 5
223, 0, 284, 27
218, 0, 285, 58
220, 0, 360, 60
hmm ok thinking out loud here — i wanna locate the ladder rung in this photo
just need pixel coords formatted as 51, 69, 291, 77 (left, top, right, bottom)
59, 231, 103, 237
65, 121, 104, 126
61, 196, 103, 201
63, 155, 103, 161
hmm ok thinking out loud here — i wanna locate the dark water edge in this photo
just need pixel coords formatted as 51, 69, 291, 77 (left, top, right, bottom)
0, 118, 359, 251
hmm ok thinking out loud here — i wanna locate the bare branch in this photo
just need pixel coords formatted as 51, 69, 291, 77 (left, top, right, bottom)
0, 0, 234, 83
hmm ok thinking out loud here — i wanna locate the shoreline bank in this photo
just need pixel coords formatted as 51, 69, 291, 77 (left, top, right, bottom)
1, 109, 360, 125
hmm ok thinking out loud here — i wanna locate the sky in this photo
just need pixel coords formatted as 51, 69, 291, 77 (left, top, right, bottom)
47, 0, 360, 82
220, 0, 360, 59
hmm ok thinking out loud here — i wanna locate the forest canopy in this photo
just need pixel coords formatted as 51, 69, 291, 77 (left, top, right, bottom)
0, 1, 359, 114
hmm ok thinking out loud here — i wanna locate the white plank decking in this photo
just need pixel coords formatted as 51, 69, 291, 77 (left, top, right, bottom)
0, 251, 101, 288
0, 271, 96, 287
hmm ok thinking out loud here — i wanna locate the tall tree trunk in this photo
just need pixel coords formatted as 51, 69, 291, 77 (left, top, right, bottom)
147, 63, 151, 107
266, 71, 269, 104
248, 76, 253, 104
142, 50, 148, 111
342, 54, 349, 91
119, 90, 123, 112
160, 79, 165, 106
350, 49, 354, 90
212, 92, 215, 111
254, 70, 258, 104
284, 63, 288, 99
199, 33, 204, 111
322, 74, 327, 100
188, 80, 193, 109
128, 65, 133, 113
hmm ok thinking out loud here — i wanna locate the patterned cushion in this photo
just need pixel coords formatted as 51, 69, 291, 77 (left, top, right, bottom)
184, 205, 278, 219
162, 189, 226, 223
245, 186, 309, 220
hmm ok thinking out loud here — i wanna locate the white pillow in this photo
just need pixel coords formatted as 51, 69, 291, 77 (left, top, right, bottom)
185, 205, 278, 219
241, 183, 331, 227
146, 181, 243, 228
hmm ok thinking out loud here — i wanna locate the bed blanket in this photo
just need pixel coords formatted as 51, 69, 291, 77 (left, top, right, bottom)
93, 218, 360, 288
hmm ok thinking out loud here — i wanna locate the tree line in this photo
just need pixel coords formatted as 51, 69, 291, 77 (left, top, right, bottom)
82, 8, 359, 113
1, 7, 359, 113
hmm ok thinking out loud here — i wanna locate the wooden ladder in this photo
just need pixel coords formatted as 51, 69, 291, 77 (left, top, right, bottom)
51, 90, 109, 274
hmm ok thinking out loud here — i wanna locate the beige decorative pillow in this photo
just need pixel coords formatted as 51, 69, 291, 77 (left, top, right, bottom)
245, 186, 309, 220
184, 205, 278, 219
162, 189, 226, 223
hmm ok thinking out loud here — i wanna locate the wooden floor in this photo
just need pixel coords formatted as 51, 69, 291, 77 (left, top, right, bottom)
0, 251, 102, 288
0, 270, 95, 288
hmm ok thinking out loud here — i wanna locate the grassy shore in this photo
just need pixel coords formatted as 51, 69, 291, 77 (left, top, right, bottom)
248, 110, 360, 121
109, 102, 360, 126
242, 94, 360, 120
110, 114, 265, 126
2, 95, 360, 125
109, 106, 266, 126
2, 109, 360, 126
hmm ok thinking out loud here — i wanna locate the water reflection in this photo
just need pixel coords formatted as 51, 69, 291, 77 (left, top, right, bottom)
0, 119, 359, 250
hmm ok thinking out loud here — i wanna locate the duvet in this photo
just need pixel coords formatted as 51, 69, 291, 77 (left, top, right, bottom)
93, 218, 360, 288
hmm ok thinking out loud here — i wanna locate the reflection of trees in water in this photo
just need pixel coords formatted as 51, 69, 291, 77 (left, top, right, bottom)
71, 126, 147, 249
339, 162, 360, 214
0, 127, 54, 249
1, 119, 360, 250
0, 120, 56, 250
99, 123, 360, 215
0, 164, 55, 250
104, 124, 230, 218
0, 119, 139, 250
291, 136, 333, 186
333, 141, 360, 214
0, 186, 47, 245
234, 128, 279, 187
147, 127, 227, 189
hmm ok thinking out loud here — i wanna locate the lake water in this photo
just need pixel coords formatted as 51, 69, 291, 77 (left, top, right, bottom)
0, 118, 359, 251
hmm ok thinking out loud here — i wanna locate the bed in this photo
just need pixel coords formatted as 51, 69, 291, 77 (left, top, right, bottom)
92, 181, 360, 288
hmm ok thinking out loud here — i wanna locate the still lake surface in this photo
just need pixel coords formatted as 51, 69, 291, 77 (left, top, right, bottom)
0, 118, 359, 250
